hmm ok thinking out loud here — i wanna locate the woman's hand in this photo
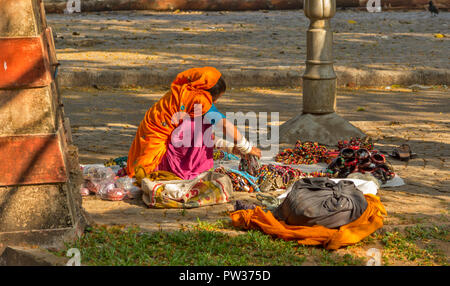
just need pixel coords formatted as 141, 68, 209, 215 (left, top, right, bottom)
231, 146, 241, 156
248, 147, 262, 159
232, 146, 261, 158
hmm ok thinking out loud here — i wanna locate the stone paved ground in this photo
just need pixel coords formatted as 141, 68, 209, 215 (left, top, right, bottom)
47, 10, 450, 86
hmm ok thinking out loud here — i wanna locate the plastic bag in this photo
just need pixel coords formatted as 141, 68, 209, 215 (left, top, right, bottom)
108, 165, 122, 175
84, 180, 102, 194
115, 177, 142, 199
80, 187, 90, 196
115, 176, 134, 190
99, 187, 127, 201
82, 165, 115, 183
97, 182, 115, 197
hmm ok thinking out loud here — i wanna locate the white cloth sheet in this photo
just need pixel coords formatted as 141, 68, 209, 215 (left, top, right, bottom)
277, 178, 379, 201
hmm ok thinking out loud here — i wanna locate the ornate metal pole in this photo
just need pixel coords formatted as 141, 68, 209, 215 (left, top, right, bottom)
279, 0, 364, 146
303, 0, 337, 114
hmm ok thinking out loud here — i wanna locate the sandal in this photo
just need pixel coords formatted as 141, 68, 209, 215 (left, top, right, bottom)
390, 144, 416, 161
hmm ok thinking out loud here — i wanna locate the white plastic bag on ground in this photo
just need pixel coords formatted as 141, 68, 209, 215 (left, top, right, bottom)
115, 177, 142, 199
82, 165, 115, 183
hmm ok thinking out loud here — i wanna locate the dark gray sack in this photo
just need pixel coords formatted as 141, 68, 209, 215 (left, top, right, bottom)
272, 177, 368, 229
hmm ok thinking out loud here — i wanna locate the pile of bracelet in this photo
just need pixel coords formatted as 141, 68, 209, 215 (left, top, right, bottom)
256, 164, 305, 188
239, 154, 261, 176
337, 137, 374, 151
327, 147, 395, 184
213, 149, 239, 161
306, 171, 334, 178
214, 166, 260, 193
275, 141, 332, 165
255, 164, 333, 192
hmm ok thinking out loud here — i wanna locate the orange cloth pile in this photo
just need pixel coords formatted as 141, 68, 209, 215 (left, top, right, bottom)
230, 194, 387, 250
126, 67, 222, 177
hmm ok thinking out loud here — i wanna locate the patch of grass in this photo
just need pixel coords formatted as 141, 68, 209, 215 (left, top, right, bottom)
193, 218, 233, 231
54, 223, 450, 266
379, 231, 426, 264
309, 248, 366, 266
404, 225, 449, 242
388, 213, 430, 225
55, 225, 308, 266
376, 226, 449, 266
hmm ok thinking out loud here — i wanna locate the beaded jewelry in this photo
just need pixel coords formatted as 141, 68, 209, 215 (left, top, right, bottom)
255, 164, 332, 192
213, 149, 239, 161
337, 137, 374, 151
239, 154, 261, 176
275, 141, 332, 165
214, 166, 260, 193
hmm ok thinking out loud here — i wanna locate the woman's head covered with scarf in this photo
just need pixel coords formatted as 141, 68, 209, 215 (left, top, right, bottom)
127, 67, 226, 177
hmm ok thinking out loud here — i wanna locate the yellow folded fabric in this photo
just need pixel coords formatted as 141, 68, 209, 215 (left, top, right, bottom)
135, 166, 181, 186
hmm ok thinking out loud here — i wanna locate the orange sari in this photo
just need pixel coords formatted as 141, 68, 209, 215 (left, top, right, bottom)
126, 67, 222, 177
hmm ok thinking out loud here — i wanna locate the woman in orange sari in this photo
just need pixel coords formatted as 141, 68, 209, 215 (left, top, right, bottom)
126, 67, 261, 180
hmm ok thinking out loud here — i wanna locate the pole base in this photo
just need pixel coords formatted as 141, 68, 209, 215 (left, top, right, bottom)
279, 112, 365, 146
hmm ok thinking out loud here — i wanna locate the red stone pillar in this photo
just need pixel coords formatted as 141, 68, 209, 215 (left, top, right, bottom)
0, 0, 86, 247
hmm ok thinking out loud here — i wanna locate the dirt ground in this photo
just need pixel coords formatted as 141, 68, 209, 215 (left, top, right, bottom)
62, 86, 449, 240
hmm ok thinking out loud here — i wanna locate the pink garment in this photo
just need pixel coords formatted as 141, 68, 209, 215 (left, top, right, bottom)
156, 118, 214, 180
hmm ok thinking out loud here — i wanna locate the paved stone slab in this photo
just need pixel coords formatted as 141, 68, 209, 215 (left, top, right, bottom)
47, 10, 450, 87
